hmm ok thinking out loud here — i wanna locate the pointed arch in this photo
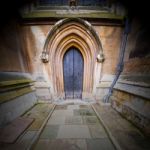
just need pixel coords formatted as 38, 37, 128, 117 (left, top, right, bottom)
43, 18, 104, 58
42, 18, 104, 99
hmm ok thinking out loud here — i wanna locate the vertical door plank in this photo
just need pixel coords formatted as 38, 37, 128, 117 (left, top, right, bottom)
63, 49, 74, 98
73, 48, 83, 98
63, 47, 83, 99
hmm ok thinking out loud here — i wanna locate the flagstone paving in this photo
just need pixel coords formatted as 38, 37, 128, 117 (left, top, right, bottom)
0, 103, 55, 150
1, 102, 149, 150
93, 103, 150, 150
33, 104, 116, 150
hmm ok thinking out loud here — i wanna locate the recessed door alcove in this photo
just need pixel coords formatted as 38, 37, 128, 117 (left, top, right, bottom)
42, 18, 104, 99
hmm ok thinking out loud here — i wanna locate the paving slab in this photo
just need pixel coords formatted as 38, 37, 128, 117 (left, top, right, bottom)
13, 131, 37, 150
93, 103, 150, 150
0, 103, 55, 150
88, 125, 108, 138
74, 109, 95, 116
23, 104, 53, 122
67, 105, 80, 110
33, 104, 123, 150
0, 142, 28, 150
80, 105, 90, 109
65, 116, 83, 125
52, 110, 74, 117
55, 105, 68, 110
28, 119, 45, 131
86, 138, 116, 150
47, 116, 66, 125
57, 125, 91, 138
40, 125, 59, 139
0, 117, 34, 143
83, 116, 100, 125
34, 139, 87, 150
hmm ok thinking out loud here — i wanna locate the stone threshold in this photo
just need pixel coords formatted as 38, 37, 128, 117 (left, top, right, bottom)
53, 99, 96, 105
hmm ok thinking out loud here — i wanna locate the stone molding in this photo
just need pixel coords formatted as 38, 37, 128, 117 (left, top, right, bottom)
41, 18, 104, 98
0, 72, 35, 104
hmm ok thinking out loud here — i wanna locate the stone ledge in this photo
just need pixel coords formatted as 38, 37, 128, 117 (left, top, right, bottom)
119, 74, 150, 85
114, 82, 150, 100
111, 97, 150, 136
0, 87, 35, 104
0, 79, 34, 87
118, 80, 150, 87
0, 72, 35, 104
92, 103, 150, 148
0, 103, 55, 149
97, 82, 111, 88
110, 95, 150, 119
21, 10, 124, 20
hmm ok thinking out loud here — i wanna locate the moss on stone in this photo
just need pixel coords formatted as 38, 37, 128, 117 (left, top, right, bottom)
0, 87, 34, 104
22, 11, 124, 20
0, 79, 34, 87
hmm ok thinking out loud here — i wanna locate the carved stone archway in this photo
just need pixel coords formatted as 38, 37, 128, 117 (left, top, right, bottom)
42, 18, 104, 99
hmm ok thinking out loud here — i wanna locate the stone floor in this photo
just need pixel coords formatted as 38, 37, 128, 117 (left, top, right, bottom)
0, 103, 55, 150
33, 104, 116, 150
93, 103, 150, 150
0, 101, 149, 150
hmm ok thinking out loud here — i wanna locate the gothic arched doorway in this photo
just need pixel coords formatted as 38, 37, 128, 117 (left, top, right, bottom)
63, 47, 84, 99
42, 18, 104, 99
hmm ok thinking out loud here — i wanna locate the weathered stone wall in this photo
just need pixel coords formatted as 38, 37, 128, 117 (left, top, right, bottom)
0, 20, 29, 72
0, 92, 37, 127
21, 25, 52, 75
22, 25, 53, 101
110, 18, 150, 136
21, 23, 122, 100
94, 26, 122, 75
0, 20, 38, 126
95, 26, 122, 100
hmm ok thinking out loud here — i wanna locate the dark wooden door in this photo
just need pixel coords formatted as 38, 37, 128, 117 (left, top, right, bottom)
63, 47, 83, 99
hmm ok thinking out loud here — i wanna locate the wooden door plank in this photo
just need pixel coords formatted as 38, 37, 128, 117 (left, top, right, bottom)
63, 47, 83, 99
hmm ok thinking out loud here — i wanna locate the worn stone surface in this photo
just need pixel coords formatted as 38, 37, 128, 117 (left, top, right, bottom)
67, 105, 79, 110
40, 125, 59, 139
111, 89, 150, 136
47, 116, 66, 125
83, 116, 99, 125
55, 105, 68, 110
0, 117, 34, 143
34, 139, 87, 150
88, 125, 108, 138
14, 131, 37, 149
0, 92, 37, 127
74, 109, 95, 116
28, 119, 44, 130
87, 138, 115, 150
52, 110, 74, 117
0, 103, 54, 150
93, 103, 150, 150
34, 104, 115, 150
65, 116, 83, 125
57, 125, 91, 139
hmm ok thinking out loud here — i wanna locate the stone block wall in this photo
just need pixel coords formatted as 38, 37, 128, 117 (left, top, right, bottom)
111, 88, 150, 136
0, 20, 29, 72
110, 17, 150, 136
22, 23, 122, 100
0, 72, 37, 127
0, 19, 38, 127
0, 92, 37, 127
94, 26, 122, 101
